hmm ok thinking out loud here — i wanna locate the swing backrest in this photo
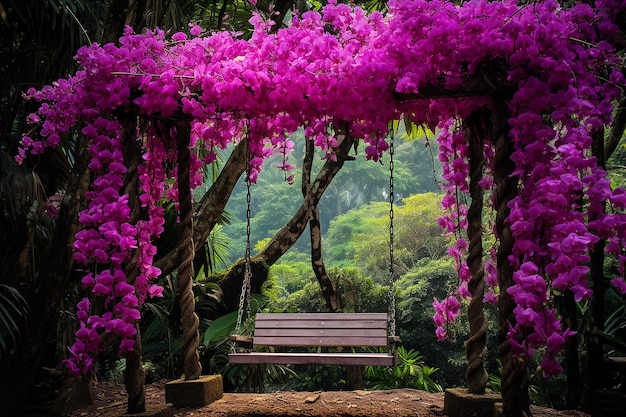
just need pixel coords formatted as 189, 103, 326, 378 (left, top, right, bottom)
252, 312, 391, 347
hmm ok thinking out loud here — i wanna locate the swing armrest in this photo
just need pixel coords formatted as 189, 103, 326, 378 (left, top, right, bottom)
388, 335, 401, 345
230, 335, 254, 349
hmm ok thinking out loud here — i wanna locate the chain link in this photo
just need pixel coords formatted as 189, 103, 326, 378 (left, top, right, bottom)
234, 129, 397, 343
234, 133, 253, 340
244, 180, 252, 323
388, 132, 397, 338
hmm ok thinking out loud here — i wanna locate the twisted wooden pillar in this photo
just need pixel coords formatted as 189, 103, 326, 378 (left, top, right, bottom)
492, 97, 529, 417
120, 116, 147, 413
581, 129, 607, 410
465, 111, 489, 394
176, 121, 202, 380
125, 323, 146, 413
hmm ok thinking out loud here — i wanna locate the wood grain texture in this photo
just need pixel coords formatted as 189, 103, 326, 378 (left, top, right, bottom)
229, 313, 397, 366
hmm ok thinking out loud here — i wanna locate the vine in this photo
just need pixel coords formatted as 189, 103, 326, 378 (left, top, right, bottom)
18, 0, 626, 379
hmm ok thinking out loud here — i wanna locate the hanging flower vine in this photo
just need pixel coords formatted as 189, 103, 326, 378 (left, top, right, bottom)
18, 0, 626, 378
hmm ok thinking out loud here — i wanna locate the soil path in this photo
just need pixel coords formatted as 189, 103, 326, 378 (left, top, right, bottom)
69, 380, 591, 417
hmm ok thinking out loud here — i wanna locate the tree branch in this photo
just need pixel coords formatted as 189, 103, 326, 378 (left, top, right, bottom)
257, 134, 356, 266
154, 138, 248, 276
303, 135, 341, 311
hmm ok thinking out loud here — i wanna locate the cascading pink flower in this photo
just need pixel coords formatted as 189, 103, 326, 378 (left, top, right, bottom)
17, 0, 626, 379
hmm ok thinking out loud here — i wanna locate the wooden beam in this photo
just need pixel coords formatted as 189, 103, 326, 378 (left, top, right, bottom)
394, 74, 513, 100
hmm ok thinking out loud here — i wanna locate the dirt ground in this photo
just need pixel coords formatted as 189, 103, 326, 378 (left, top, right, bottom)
68, 380, 591, 417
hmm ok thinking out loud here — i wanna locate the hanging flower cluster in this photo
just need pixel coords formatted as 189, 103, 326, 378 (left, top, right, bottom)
497, 1, 623, 376
433, 120, 471, 341
19, 2, 399, 376
18, 0, 625, 378
386, 0, 624, 375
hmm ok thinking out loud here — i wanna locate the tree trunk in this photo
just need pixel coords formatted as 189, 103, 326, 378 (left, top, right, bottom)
492, 96, 530, 417
120, 115, 148, 412
465, 110, 489, 394
155, 138, 249, 277
102, 0, 133, 44
203, 134, 357, 311
604, 96, 626, 160
258, 134, 357, 266
303, 136, 341, 312
343, 366, 364, 390
309, 206, 341, 311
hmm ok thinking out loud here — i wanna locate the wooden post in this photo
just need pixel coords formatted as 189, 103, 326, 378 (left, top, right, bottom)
175, 121, 202, 380
465, 110, 489, 394
492, 96, 530, 417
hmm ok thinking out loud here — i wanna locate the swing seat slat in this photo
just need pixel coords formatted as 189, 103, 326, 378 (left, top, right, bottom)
229, 313, 398, 366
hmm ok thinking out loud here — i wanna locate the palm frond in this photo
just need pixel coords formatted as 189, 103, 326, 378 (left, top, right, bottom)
0, 284, 30, 355
3, 0, 105, 48
0, 151, 30, 234
0, 149, 59, 281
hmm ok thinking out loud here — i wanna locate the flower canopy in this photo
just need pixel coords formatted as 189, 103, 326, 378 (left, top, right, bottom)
18, 0, 626, 378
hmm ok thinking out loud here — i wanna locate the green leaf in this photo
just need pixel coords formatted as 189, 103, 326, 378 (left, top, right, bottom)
203, 293, 268, 347
598, 331, 626, 352
203, 310, 238, 347
604, 303, 625, 335
0, 285, 29, 354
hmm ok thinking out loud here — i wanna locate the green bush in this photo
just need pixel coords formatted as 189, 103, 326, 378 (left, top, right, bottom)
364, 346, 442, 392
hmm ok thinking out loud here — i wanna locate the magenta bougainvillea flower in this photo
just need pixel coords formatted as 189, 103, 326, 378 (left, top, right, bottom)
18, 0, 626, 378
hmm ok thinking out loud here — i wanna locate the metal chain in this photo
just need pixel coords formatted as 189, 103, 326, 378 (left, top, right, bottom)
234, 133, 253, 339
388, 132, 397, 338
244, 177, 252, 323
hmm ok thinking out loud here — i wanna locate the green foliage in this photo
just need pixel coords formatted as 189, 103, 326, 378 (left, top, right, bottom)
197, 224, 232, 275
220, 354, 295, 393
364, 347, 442, 392
393, 258, 470, 387
486, 359, 502, 393
270, 266, 389, 314
203, 293, 269, 348
194, 0, 274, 36
606, 134, 626, 188
0, 284, 29, 356
395, 193, 450, 260
599, 300, 626, 354
395, 258, 458, 316
222, 133, 441, 265
326, 203, 388, 270
326, 193, 449, 282
270, 261, 313, 295
272, 279, 325, 312
140, 275, 181, 379
278, 364, 346, 391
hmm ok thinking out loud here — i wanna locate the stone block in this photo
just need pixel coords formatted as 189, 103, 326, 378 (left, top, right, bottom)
493, 402, 503, 417
443, 387, 502, 417
165, 374, 223, 409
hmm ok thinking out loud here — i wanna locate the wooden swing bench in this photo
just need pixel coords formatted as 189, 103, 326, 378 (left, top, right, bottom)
228, 312, 399, 366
